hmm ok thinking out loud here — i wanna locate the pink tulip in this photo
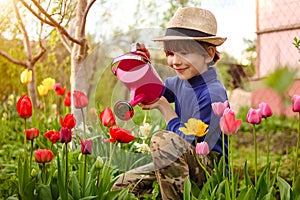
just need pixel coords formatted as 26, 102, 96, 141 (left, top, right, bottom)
292, 95, 300, 112
220, 108, 242, 135
80, 139, 93, 154
195, 141, 210, 156
73, 90, 89, 108
246, 108, 262, 124
258, 102, 273, 118
212, 100, 229, 117
60, 127, 72, 143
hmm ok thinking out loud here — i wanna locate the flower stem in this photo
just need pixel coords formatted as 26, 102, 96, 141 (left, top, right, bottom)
96, 170, 100, 188
293, 112, 300, 185
222, 132, 226, 177
81, 108, 86, 139
230, 136, 235, 200
65, 144, 69, 196
82, 154, 87, 196
195, 154, 210, 178
43, 163, 46, 184
30, 140, 33, 170
265, 118, 270, 164
253, 124, 257, 186
23, 118, 27, 160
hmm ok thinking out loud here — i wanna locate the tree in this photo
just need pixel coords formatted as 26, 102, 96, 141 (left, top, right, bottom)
20, 0, 95, 124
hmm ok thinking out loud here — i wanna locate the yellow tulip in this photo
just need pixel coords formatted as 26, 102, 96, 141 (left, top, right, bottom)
179, 118, 208, 137
20, 69, 32, 84
42, 78, 55, 91
37, 84, 48, 96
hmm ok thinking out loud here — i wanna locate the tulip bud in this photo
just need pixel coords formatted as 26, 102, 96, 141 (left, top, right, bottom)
31, 168, 38, 177
95, 156, 104, 169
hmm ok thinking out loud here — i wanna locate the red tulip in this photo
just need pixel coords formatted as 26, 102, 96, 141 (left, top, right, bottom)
103, 126, 135, 143
64, 92, 71, 107
25, 127, 39, 140
44, 130, 60, 144
212, 100, 229, 117
195, 141, 210, 156
80, 139, 93, 154
258, 102, 273, 118
292, 95, 300, 112
34, 149, 53, 163
16, 95, 32, 118
73, 90, 89, 108
53, 83, 66, 96
246, 108, 262, 125
220, 108, 242, 135
99, 107, 116, 127
59, 127, 72, 143
60, 113, 76, 129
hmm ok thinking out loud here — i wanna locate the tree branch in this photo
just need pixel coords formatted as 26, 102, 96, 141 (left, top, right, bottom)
80, 0, 96, 35
0, 50, 27, 67
30, 0, 82, 45
31, 39, 47, 66
19, 0, 54, 26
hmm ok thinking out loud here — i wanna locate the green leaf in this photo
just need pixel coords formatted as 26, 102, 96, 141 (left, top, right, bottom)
243, 161, 253, 187
72, 172, 81, 200
57, 154, 68, 200
183, 178, 191, 200
277, 176, 291, 200
36, 184, 53, 200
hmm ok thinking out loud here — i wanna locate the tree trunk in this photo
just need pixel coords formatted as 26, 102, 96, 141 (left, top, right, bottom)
71, 0, 89, 126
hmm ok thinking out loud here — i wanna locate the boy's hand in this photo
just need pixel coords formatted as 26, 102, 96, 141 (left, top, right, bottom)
136, 43, 151, 59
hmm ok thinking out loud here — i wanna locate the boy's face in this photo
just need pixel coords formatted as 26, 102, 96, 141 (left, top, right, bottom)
166, 50, 211, 80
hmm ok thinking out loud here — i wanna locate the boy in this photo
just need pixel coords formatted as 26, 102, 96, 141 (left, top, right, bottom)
113, 7, 228, 199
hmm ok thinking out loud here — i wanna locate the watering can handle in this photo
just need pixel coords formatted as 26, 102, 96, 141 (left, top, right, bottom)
111, 53, 151, 75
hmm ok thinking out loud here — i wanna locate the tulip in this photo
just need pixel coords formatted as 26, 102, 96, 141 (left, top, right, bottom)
64, 92, 71, 107
246, 108, 262, 124
60, 127, 72, 143
42, 77, 55, 91
73, 90, 89, 108
258, 102, 273, 118
100, 107, 116, 127
179, 118, 208, 137
44, 130, 60, 144
220, 108, 242, 135
60, 113, 76, 129
53, 83, 66, 96
37, 84, 48, 96
292, 94, 300, 185
80, 139, 92, 154
212, 100, 229, 117
195, 141, 210, 156
292, 95, 300, 112
95, 156, 104, 169
34, 149, 53, 163
103, 126, 135, 143
25, 127, 39, 140
20, 69, 32, 84
16, 95, 32, 118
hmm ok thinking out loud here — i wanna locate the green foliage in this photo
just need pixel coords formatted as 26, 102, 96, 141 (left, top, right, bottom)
263, 66, 297, 95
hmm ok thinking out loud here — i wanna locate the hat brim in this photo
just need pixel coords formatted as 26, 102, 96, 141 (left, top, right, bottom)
152, 36, 227, 46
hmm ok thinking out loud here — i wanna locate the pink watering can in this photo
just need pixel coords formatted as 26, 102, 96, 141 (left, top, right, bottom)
111, 44, 164, 120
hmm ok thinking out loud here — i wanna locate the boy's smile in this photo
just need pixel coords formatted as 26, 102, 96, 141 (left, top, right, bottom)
166, 51, 211, 80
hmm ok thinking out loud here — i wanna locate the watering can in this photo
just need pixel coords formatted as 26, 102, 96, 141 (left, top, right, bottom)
111, 45, 164, 120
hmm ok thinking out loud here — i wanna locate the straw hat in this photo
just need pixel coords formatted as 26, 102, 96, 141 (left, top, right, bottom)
152, 7, 226, 46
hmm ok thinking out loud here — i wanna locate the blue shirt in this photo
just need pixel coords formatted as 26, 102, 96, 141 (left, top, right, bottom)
163, 67, 228, 157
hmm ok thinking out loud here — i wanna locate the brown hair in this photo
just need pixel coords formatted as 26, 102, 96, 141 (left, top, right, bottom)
163, 40, 220, 64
